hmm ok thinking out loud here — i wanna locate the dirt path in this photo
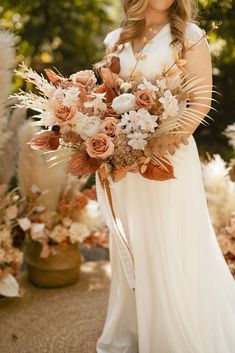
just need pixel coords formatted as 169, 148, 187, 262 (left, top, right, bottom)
0, 260, 111, 353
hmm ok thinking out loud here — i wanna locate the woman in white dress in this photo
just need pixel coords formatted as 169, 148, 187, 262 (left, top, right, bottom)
95, 1, 235, 352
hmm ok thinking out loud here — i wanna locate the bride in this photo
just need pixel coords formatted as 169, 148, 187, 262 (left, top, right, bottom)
95, 1, 235, 352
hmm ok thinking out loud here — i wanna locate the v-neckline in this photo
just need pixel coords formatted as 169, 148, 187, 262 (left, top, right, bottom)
129, 23, 170, 58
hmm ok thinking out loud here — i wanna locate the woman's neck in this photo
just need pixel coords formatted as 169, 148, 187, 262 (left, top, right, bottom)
145, 8, 169, 28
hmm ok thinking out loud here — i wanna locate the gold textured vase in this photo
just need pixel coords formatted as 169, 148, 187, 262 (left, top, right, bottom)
24, 237, 81, 288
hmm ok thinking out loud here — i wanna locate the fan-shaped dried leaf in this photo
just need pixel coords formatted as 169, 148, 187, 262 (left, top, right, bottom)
138, 158, 176, 181
30, 131, 60, 151
68, 149, 101, 177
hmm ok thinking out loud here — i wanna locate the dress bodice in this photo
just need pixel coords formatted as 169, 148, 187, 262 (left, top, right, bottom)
103, 22, 205, 83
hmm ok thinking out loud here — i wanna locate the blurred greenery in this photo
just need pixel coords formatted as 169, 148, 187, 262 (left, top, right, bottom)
0, 0, 234, 161
196, 0, 235, 160
0, 0, 113, 82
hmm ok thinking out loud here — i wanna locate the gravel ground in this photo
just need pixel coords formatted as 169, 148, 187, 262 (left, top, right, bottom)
0, 260, 111, 353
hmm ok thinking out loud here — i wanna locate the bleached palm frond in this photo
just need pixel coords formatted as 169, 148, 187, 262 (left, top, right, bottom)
152, 73, 216, 138
17, 121, 70, 211
201, 154, 235, 231
223, 123, 235, 150
14, 62, 56, 98
12, 89, 50, 112
42, 145, 74, 169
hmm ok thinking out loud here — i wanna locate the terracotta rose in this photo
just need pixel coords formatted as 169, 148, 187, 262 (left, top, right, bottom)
85, 133, 114, 159
134, 89, 154, 109
54, 104, 76, 126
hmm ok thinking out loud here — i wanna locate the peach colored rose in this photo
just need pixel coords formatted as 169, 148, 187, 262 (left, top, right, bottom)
70, 70, 97, 87
54, 104, 76, 126
30, 131, 60, 151
100, 117, 118, 138
134, 89, 154, 109
85, 133, 114, 159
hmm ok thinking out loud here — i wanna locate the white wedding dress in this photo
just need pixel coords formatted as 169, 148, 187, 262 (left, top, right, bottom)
95, 22, 235, 353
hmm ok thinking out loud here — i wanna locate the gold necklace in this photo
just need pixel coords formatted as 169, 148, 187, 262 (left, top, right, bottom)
127, 26, 161, 83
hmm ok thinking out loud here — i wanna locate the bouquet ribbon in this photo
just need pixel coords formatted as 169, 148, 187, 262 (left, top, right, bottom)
98, 165, 136, 291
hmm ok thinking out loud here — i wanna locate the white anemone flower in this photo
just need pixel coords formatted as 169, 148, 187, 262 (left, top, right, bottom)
116, 110, 140, 134
127, 131, 149, 150
159, 90, 179, 119
139, 111, 158, 132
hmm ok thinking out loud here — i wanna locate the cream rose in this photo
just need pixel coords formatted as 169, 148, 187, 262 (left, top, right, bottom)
70, 70, 97, 87
111, 93, 136, 114
75, 113, 101, 140
85, 133, 114, 159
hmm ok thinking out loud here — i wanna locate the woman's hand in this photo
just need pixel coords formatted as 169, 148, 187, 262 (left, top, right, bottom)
144, 133, 189, 158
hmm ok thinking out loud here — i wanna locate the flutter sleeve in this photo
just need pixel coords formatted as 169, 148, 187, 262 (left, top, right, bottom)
103, 28, 122, 51
185, 22, 210, 50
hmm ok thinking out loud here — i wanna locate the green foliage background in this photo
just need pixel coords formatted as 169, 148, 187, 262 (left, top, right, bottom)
0, 0, 234, 161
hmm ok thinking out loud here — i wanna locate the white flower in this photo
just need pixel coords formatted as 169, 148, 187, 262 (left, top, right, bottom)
75, 112, 101, 140
138, 78, 158, 92
30, 229, 47, 242
69, 223, 90, 244
120, 82, 133, 93
127, 131, 149, 150
50, 87, 64, 106
84, 94, 107, 114
17, 218, 31, 231
117, 108, 158, 134
156, 78, 167, 90
111, 93, 136, 114
39, 111, 56, 127
159, 90, 179, 119
116, 110, 140, 134
139, 111, 158, 132
63, 87, 80, 107
49, 225, 67, 243
31, 223, 45, 233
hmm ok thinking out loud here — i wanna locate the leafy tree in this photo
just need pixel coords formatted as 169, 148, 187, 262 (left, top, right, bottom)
0, 0, 112, 77
195, 0, 235, 159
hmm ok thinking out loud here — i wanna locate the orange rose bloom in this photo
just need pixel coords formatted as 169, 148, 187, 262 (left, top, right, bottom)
134, 89, 154, 109
85, 133, 114, 159
54, 104, 76, 126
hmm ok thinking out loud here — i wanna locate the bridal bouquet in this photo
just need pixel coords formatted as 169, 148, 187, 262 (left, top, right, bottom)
14, 47, 212, 182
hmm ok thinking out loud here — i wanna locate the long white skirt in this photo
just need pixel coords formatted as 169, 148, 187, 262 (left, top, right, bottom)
95, 135, 235, 353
